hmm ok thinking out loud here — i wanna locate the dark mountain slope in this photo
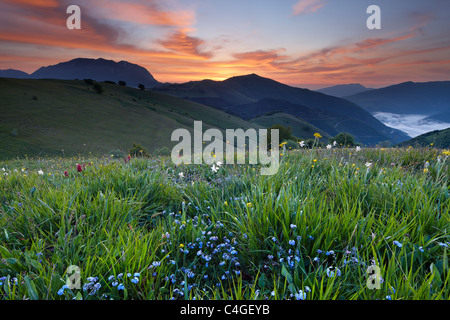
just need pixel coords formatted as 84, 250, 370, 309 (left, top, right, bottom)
30, 58, 161, 88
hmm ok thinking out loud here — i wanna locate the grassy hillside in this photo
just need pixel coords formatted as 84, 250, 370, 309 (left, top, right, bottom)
250, 112, 331, 140
0, 78, 261, 159
397, 127, 450, 149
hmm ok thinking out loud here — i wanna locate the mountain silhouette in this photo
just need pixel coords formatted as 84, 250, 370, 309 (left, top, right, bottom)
0, 69, 30, 79
345, 81, 450, 116
155, 74, 409, 144
29, 58, 161, 88
316, 83, 372, 98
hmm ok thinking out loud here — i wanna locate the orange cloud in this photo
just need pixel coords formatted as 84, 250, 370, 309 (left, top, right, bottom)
92, 1, 195, 27
158, 30, 213, 58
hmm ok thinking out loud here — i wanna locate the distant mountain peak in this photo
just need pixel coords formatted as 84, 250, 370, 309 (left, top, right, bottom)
316, 83, 372, 98
30, 57, 161, 88
0, 68, 30, 79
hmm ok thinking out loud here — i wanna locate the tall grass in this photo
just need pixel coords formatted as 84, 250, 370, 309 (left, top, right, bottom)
0, 147, 448, 300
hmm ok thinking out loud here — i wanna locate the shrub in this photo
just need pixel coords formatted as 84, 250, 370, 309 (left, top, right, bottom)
331, 132, 357, 147
83, 79, 94, 85
109, 149, 124, 159
93, 83, 104, 94
138, 84, 145, 90
129, 143, 150, 157
285, 139, 299, 150
154, 146, 170, 156
118, 80, 127, 87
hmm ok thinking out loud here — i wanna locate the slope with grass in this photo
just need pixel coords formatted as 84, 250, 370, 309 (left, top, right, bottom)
249, 112, 330, 140
396, 127, 450, 149
0, 78, 261, 160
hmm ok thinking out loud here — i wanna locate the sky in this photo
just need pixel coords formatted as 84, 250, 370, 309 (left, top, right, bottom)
0, 0, 450, 89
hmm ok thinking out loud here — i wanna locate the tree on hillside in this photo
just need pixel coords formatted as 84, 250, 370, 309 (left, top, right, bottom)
138, 84, 145, 90
118, 80, 127, 87
331, 132, 356, 147
267, 124, 297, 149
93, 83, 104, 94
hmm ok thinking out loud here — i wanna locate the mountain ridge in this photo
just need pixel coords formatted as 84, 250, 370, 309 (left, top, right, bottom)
316, 83, 372, 97
155, 73, 409, 145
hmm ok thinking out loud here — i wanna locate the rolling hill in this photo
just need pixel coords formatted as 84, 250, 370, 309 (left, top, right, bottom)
396, 127, 450, 149
154, 74, 409, 145
249, 112, 330, 140
0, 78, 261, 160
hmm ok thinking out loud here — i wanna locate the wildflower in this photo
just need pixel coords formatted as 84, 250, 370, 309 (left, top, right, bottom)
393, 240, 403, 248
179, 172, 184, 178
268, 255, 273, 260
386, 295, 392, 300
326, 144, 332, 149
289, 240, 295, 246
38, 169, 44, 175
64, 171, 69, 177
131, 277, 139, 284
299, 141, 305, 147
290, 224, 297, 229
295, 290, 306, 300
314, 133, 322, 138
333, 141, 337, 146
246, 202, 252, 208
326, 267, 341, 277
356, 146, 361, 152
211, 164, 219, 173
365, 162, 372, 168
117, 283, 124, 290
76, 163, 82, 172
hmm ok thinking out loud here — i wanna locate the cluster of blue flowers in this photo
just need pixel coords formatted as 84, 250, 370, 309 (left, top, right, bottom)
160, 202, 244, 299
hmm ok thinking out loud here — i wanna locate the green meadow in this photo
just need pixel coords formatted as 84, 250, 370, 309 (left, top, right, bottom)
0, 146, 449, 300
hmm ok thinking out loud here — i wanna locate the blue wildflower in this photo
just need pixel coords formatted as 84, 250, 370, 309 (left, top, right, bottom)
393, 241, 402, 248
